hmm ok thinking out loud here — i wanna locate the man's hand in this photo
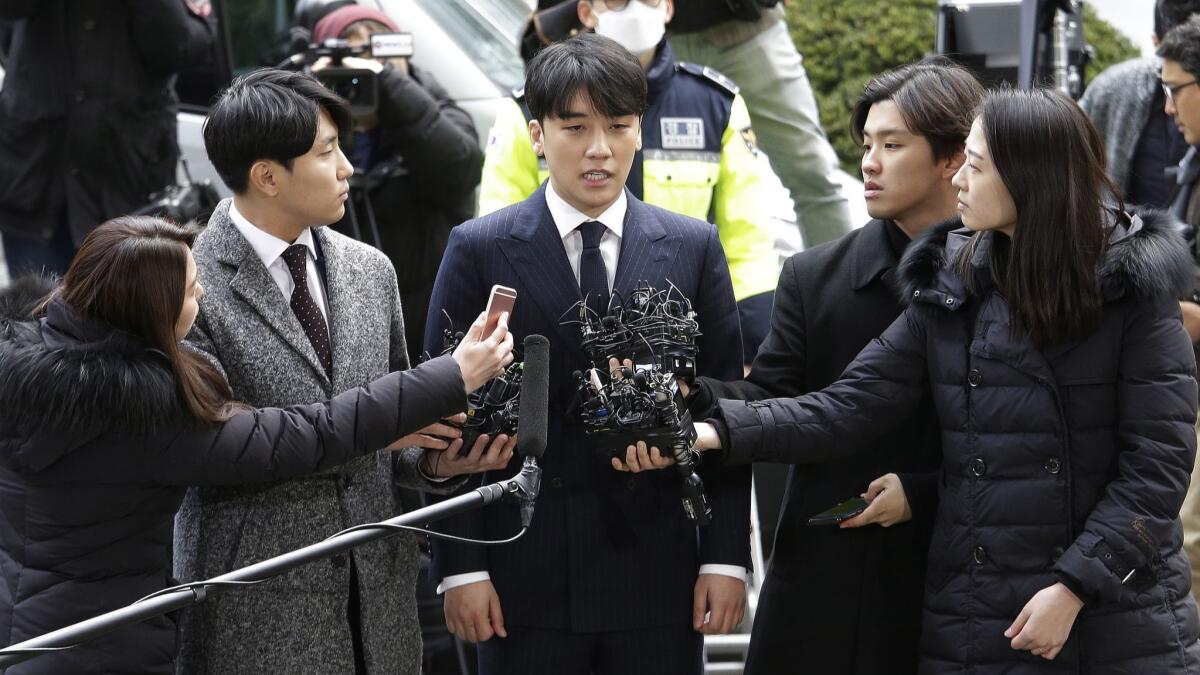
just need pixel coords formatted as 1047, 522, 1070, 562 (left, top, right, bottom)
445, 581, 507, 643
693, 574, 746, 635
839, 473, 913, 529
1180, 301, 1200, 343
611, 440, 675, 473
1004, 582, 1084, 660
387, 413, 466, 450
420, 433, 517, 478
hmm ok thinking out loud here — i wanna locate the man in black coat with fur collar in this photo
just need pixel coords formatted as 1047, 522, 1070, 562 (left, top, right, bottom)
680, 58, 983, 674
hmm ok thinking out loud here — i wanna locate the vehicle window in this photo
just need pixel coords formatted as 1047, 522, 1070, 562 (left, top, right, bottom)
411, 0, 526, 92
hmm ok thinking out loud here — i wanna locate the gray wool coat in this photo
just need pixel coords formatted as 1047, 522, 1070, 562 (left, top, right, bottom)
173, 199, 462, 674
1078, 57, 1160, 196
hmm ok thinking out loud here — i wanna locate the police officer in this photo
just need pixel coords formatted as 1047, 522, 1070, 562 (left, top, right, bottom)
481, 0, 779, 365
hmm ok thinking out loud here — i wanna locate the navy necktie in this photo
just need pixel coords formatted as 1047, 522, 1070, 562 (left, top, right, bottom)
281, 244, 333, 378
577, 220, 610, 316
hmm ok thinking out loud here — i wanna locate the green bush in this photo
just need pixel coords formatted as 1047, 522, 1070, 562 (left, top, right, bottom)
785, 1, 1141, 173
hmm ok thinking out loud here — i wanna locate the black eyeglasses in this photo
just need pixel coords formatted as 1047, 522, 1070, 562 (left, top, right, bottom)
1163, 79, 1199, 105
594, 0, 665, 10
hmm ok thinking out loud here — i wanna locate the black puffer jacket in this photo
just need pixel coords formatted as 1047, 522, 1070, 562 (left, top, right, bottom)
717, 212, 1200, 673
0, 278, 465, 674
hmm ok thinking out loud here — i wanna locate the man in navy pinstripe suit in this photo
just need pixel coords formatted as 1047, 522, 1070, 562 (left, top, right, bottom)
424, 33, 751, 675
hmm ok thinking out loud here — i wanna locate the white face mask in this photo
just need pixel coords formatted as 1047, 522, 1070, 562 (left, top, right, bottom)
594, 1, 667, 56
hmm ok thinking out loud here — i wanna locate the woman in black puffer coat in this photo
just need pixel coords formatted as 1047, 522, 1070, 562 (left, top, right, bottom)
0, 216, 513, 674
692, 89, 1200, 672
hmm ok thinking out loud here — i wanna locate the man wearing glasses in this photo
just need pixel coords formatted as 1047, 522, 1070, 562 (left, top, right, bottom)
1079, 0, 1196, 212
1157, 12, 1200, 604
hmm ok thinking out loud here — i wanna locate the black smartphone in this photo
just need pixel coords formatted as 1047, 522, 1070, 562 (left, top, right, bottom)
807, 497, 869, 526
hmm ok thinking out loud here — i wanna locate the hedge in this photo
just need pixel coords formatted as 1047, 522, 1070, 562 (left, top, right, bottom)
784, 1, 1141, 172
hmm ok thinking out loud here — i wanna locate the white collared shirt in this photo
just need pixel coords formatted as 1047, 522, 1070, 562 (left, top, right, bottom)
228, 200, 330, 328
436, 185, 748, 595
545, 179, 624, 292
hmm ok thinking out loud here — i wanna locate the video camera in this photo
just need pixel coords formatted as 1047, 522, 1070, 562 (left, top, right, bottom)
283, 32, 414, 116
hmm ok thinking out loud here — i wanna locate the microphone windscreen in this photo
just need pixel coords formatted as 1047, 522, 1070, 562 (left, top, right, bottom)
518, 334, 550, 460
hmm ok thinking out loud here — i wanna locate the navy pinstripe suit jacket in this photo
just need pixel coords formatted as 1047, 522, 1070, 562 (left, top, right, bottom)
424, 186, 751, 632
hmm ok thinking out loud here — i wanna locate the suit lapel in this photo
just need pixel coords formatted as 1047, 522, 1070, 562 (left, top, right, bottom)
495, 188, 591, 362
210, 210, 332, 386
612, 196, 677, 297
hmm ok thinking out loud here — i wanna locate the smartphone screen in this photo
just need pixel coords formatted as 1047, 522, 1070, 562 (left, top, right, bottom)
482, 285, 517, 337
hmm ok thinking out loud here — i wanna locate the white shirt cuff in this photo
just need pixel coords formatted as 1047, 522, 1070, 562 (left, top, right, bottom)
436, 571, 491, 595
698, 564, 749, 583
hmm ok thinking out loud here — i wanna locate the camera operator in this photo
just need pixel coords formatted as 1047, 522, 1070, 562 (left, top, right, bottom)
310, 6, 483, 365
0, 0, 214, 277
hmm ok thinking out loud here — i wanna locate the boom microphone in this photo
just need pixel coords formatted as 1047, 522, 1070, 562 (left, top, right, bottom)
517, 335, 550, 460
510, 334, 549, 528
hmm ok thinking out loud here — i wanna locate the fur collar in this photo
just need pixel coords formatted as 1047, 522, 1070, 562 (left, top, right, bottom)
898, 209, 1194, 307
0, 277, 185, 458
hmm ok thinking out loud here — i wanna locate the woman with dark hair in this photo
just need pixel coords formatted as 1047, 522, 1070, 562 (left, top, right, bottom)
640, 88, 1200, 672
0, 216, 514, 674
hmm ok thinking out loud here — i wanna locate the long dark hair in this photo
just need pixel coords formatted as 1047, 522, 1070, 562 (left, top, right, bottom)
53, 216, 239, 425
972, 89, 1114, 348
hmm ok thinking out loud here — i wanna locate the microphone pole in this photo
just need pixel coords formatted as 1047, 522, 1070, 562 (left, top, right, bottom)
0, 335, 554, 670
0, 484, 510, 668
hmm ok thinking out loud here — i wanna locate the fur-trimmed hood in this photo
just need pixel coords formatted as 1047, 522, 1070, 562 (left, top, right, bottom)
0, 277, 185, 472
898, 208, 1194, 309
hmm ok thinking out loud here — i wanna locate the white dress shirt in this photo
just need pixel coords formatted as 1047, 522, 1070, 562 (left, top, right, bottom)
545, 179, 624, 291
228, 200, 329, 328
438, 185, 747, 594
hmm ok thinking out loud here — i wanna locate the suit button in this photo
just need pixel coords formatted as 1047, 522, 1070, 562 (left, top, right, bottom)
973, 546, 987, 565
550, 477, 563, 489
82, 18, 96, 30
73, 88, 86, 103
967, 369, 983, 387
969, 457, 987, 477
626, 478, 637, 490
1044, 458, 1062, 475
331, 555, 347, 569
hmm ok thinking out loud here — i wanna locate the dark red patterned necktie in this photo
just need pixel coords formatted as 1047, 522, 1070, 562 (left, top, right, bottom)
281, 244, 332, 377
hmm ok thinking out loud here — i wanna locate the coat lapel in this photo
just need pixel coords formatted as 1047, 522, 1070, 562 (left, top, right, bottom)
496, 187, 591, 363
612, 196, 677, 298
208, 209, 332, 386
312, 227, 354, 385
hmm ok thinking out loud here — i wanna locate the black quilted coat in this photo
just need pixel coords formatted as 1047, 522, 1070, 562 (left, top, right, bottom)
716, 212, 1200, 673
0, 278, 465, 674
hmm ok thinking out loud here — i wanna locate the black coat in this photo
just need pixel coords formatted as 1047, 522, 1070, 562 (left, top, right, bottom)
346, 64, 482, 365
0, 0, 213, 244
689, 219, 940, 675
0, 279, 466, 674
716, 212, 1200, 673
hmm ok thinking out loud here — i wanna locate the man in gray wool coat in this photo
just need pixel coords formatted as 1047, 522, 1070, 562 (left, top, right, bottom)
173, 69, 515, 674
